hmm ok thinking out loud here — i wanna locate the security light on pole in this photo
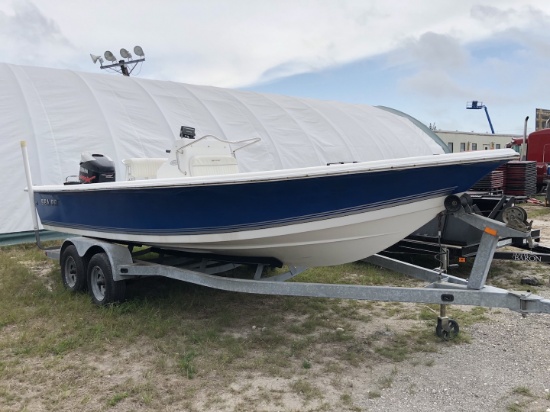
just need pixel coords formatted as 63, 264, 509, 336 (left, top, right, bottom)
90, 46, 145, 76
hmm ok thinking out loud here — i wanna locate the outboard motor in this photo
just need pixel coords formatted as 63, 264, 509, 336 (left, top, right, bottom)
79, 152, 115, 183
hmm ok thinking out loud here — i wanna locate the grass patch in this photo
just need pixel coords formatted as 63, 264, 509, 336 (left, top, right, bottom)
507, 401, 529, 412
294, 261, 416, 287
179, 351, 197, 379
504, 383, 545, 411
0, 243, 492, 411
524, 205, 550, 219
290, 379, 323, 401
374, 334, 410, 362
512, 386, 534, 397
108, 392, 129, 407
340, 393, 352, 405
377, 375, 394, 390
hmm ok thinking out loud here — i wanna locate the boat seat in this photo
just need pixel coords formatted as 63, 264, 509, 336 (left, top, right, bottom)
122, 158, 168, 180
189, 155, 239, 176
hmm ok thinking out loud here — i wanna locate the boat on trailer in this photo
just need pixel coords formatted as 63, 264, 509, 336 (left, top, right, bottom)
25, 131, 519, 267
24, 134, 550, 339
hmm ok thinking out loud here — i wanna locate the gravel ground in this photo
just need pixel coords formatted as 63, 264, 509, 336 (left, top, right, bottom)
356, 207, 550, 412
359, 309, 550, 411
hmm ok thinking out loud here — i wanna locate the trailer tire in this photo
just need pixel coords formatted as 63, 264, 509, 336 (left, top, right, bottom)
60, 245, 87, 292
87, 252, 126, 306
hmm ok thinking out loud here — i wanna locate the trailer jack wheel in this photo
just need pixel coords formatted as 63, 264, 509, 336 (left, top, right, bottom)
87, 252, 126, 306
435, 318, 459, 340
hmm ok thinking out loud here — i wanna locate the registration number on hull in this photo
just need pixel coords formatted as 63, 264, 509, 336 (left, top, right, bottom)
40, 198, 58, 206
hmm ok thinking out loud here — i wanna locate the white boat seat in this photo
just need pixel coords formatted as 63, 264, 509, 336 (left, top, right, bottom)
189, 155, 239, 176
123, 158, 168, 180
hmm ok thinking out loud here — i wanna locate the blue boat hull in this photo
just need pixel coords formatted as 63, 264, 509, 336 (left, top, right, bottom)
32, 153, 514, 266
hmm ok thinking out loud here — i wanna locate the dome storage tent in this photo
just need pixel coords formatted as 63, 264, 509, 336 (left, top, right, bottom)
0, 63, 447, 238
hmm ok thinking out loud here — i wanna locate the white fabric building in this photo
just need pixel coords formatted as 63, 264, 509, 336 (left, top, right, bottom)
0, 63, 447, 236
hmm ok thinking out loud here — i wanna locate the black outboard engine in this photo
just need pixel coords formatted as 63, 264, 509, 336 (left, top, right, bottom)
79, 152, 115, 183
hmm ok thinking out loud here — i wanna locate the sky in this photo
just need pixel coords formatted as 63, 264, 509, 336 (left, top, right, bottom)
1, 0, 549, 135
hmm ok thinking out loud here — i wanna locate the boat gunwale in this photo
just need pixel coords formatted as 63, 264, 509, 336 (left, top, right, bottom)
32, 149, 518, 193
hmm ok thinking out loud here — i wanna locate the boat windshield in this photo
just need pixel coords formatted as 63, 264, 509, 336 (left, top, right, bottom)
375, 106, 450, 154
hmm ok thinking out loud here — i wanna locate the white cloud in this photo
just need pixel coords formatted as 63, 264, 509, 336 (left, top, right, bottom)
3, 0, 546, 87
1, 0, 550, 134
0, 0, 75, 67
471, 3, 548, 28
399, 69, 471, 99
389, 32, 470, 72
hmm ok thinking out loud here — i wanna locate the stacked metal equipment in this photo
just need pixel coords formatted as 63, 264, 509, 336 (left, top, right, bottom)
470, 168, 505, 194
503, 161, 537, 196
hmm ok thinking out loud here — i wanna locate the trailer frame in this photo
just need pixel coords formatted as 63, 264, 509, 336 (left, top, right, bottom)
44, 199, 550, 339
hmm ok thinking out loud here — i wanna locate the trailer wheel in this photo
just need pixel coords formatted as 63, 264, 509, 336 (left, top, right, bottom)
60, 245, 87, 292
435, 318, 459, 340
87, 252, 126, 306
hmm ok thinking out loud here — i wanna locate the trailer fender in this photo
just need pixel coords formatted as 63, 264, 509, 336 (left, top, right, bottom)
60, 237, 133, 281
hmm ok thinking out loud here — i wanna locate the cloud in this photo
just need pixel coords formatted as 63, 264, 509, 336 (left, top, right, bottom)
384, 2, 550, 126
2, 0, 495, 87
0, 0, 74, 67
476, 7, 550, 62
391, 32, 470, 71
147, 1, 402, 87
470, 5, 516, 26
471, 4, 549, 29
0, 1, 66, 44
1, 0, 550, 96
399, 69, 471, 99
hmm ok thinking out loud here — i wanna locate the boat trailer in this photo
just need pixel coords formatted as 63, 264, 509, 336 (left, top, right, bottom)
42, 195, 550, 339
384, 194, 550, 269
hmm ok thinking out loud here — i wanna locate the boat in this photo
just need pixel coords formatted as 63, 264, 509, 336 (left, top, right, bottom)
26, 134, 518, 267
